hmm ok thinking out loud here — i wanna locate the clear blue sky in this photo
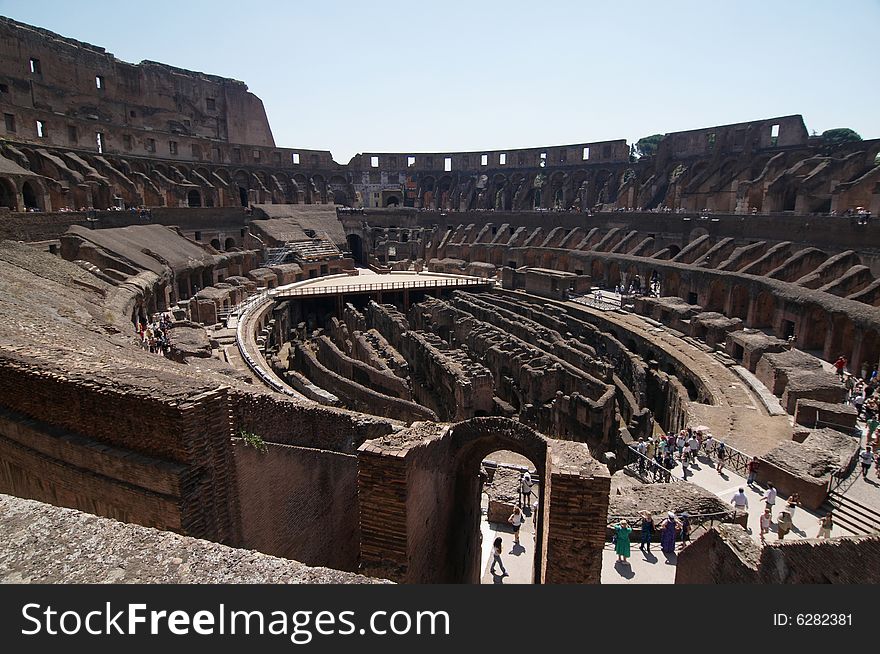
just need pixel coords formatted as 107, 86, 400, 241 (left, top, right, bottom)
2, 0, 877, 164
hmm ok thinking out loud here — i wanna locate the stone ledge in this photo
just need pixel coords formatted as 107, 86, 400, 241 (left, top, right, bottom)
0, 493, 388, 584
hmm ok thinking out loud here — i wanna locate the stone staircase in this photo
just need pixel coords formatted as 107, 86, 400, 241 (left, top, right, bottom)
822, 490, 880, 536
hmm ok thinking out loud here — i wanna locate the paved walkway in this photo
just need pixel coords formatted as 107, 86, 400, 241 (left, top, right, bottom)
479, 498, 537, 584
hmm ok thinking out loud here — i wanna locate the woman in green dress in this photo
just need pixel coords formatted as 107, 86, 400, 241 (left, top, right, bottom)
614, 519, 633, 562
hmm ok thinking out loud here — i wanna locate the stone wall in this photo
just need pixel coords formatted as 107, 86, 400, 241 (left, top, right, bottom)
0, 493, 381, 584
233, 440, 360, 572
0, 356, 239, 544
677, 525, 880, 584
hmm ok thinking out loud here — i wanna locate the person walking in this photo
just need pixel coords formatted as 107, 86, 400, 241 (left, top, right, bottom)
678, 512, 691, 550
490, 536, 507, 576
834, 355, 848, 382
730, 487, 749, 516
747, 456, 760, 486
786, 493, 800, 520
614, 519, 633, 563
759, 508, 772, 544
715, 441, 727, 473
860, 446, 874, 479
638, 510, 654, 553
763, 483, 777, 512
508, 506, 524, 545
636, 438, 647, 475
519, 470, 533, 507
817, 512, 834, 539
688, 433, 700, 464
660, 512, 680, 554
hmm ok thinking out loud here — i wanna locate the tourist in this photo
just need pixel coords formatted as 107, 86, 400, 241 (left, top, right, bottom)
817, 512, 834, 539
532, 499, 539, 528
763, 483, 777, 511
747, 456, 760, 486
730, 487, 749, 515
645, 437, 656, 460
786, 493, 799, 522
519, 470, 533, 507
678, 512, 691, 549
715, 441, 726, 473
614, 519, 633, 563
867, 413, 880, 445
636, 438, 647, 475
663, 452, 675, 482
776, 507, 793, 540
860, 446, 873, 479
508, 506, 524, 545
688, 433, 700, 463
660, 512, 680, 554
638, 510, 654, 553
834, 355, 848, 381
490, 536, 507, 576
759, 508, 772, 544
676, 431, 686, 459
704, 433, 715, 454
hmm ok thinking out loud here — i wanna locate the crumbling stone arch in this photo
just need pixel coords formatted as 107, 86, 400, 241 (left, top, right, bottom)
0, 177, 17, 210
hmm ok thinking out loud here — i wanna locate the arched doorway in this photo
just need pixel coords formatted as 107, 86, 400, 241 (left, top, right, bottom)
0, 177, 17, 210
238, 186, 248, 207
187, 189, 202, 207
446, 419, 549, 584
347, 233, 364, 265
210, 238, 222, 251
385, 196, 400, 207
22, 180, 41, 210
356, 418, 609, 584
224, 237, 236, 251
728, 284, 749, 319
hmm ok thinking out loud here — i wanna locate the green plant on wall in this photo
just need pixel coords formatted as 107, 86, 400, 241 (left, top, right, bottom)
238, 429, 268, 453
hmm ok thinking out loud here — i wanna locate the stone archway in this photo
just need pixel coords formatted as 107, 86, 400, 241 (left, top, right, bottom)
0, 177, 17, 210
728, 284, 749, 320
357, 417, 609, 584
22, 180, 42, 210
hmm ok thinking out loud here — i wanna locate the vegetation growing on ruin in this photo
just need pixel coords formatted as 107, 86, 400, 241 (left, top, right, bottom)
239, 429, 268, 453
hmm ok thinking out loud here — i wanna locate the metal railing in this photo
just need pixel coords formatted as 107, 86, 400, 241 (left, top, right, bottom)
606, 509, 733, 542
624, 446, 683, 484
702, 439, 752, 478
274, 276, 494, 299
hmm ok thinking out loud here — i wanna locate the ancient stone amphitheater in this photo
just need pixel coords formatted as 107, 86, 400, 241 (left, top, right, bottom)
1, 17, 879, 585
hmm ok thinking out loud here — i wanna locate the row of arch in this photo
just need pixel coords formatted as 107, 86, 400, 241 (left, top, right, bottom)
0, 143, 356, 210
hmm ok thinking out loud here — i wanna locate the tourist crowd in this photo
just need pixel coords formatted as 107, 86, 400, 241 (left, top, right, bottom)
136, 312, 173, 357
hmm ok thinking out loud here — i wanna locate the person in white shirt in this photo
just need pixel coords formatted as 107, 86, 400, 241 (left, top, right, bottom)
688, 435, 700, 460
730, 488, 749, 513
508, 506, 524, 545
763, 483, 777, 510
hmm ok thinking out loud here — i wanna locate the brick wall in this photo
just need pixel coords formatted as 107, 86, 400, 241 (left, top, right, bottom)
0, 358, 238, 544
233, 440, 360, 571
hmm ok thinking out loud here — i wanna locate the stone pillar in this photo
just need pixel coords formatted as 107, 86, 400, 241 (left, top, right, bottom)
543, 463, 610, 584
356, 444, 408, 582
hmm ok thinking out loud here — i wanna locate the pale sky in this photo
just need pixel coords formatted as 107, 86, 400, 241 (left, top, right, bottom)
1, 0, 878, 164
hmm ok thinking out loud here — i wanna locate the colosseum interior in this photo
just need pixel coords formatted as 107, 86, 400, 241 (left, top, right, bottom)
1, 16, 880, 585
